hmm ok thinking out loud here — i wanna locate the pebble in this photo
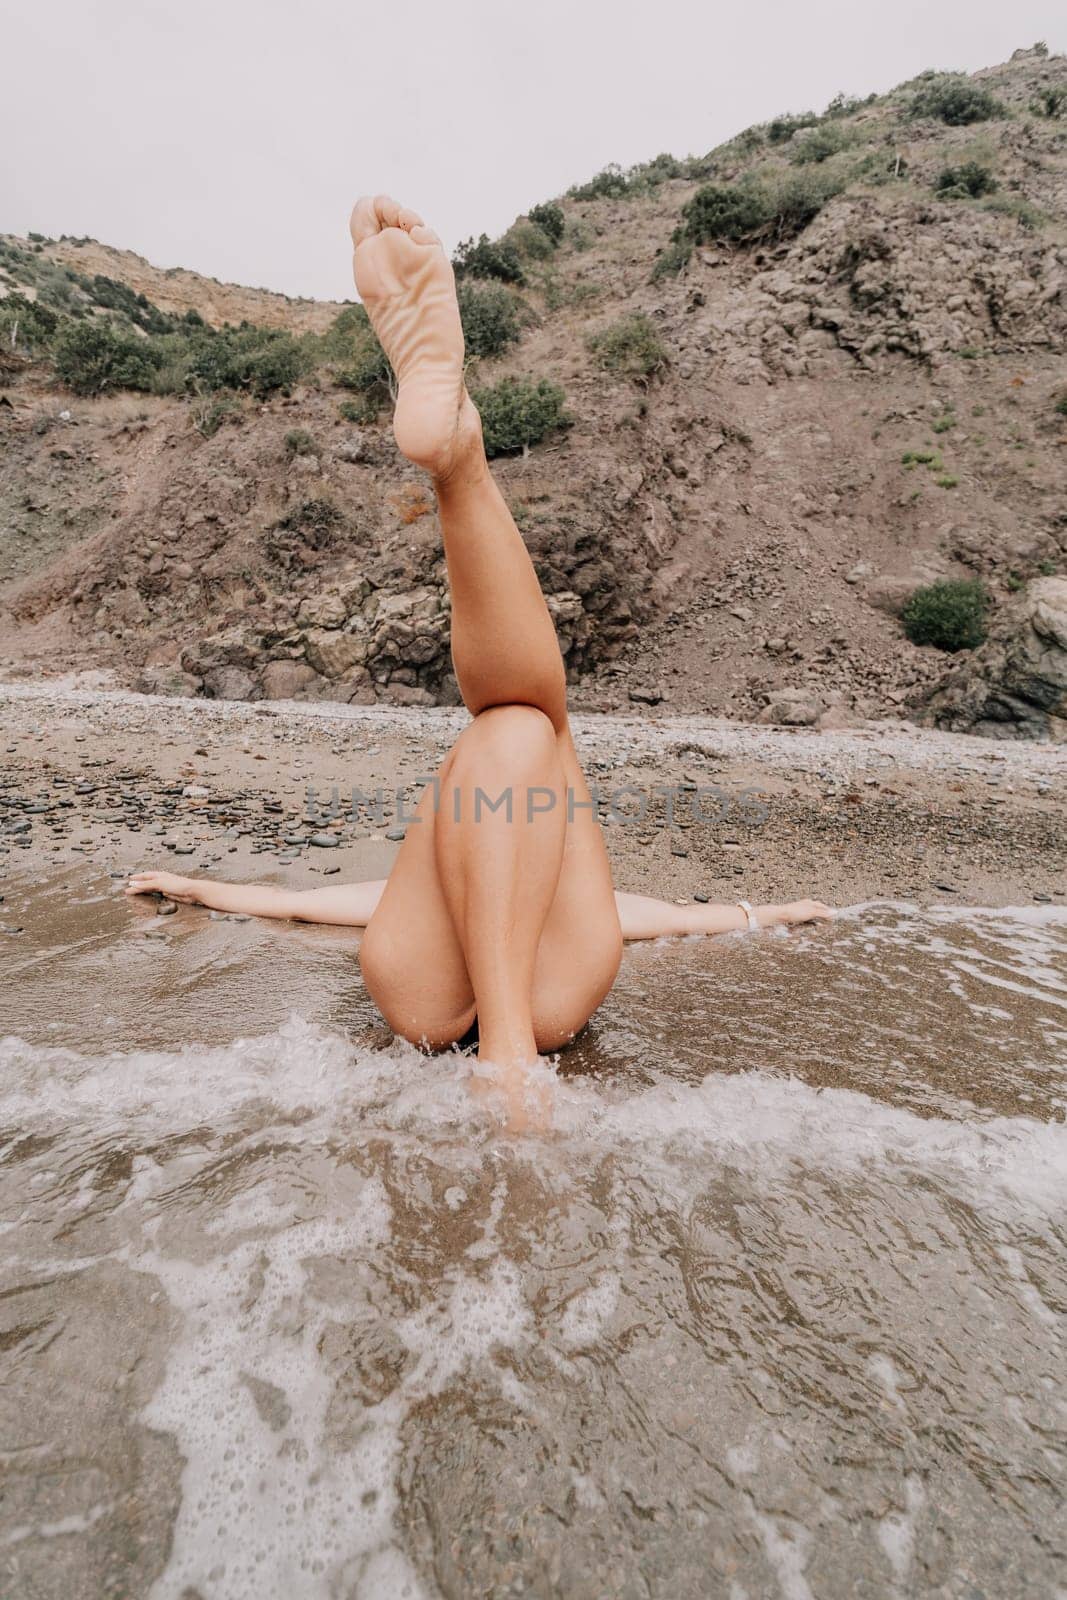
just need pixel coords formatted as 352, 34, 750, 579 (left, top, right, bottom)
309, 833, 341, 848
386, 828, 406, 842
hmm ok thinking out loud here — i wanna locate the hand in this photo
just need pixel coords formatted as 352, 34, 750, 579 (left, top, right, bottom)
125, 870, 200, 904
778, 899, 834, 926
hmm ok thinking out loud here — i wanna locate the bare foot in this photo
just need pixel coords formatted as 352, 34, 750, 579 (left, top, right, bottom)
350, 193, 478, 479
468, 1059, 555, 1135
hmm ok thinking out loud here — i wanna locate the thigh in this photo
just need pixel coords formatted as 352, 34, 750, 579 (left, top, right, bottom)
359, 778, 476, 1049
531, 728, 623, 1052
361, 724, 622, 1054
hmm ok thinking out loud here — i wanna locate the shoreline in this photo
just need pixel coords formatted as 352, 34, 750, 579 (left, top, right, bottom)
2, 684, 1065, 911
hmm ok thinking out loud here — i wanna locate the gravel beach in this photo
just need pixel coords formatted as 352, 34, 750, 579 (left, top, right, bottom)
2, 683, 1064, 912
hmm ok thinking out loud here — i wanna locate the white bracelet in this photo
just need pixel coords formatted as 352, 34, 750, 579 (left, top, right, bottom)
736, 899, 759, 932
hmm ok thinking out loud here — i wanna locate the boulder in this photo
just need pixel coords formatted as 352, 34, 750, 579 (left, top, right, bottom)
923, 576, 1067, 740
259, 660, 328, 700
865, 576, 922, 617
133, 666, 201, 698
304, 627, 369, 679
181, 628, 262, 676
334, 431, 370, 464
202, 665, 259, 702
757, 687, 822, 726
297, 590, 347, 628
383, 683, 436, 707
336, 665, 376, 704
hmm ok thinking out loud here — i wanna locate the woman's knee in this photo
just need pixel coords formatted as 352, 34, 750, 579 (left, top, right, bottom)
532, 923, 622, 1053
359, 928, 475, 1049
448, 704, 560, 781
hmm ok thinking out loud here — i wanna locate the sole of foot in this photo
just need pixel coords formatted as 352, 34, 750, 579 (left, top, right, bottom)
350, 193, 479, 480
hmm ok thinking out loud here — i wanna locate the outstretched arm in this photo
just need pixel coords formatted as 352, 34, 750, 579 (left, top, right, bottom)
614, 892, 832, 941
125, 871, 386, 927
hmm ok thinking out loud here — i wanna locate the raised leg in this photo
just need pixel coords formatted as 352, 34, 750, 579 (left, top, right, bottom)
433, 705, 566, 1066
351, 195, 621, 1086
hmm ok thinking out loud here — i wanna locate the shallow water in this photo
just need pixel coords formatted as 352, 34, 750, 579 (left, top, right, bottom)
1, 873, 1065, 1597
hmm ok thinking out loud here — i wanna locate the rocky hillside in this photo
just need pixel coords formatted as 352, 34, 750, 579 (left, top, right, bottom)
1, 234, 345, 333
1, 45, 1065, 737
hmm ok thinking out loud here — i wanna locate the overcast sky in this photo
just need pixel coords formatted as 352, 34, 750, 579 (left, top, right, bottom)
1, 0, 1062, 302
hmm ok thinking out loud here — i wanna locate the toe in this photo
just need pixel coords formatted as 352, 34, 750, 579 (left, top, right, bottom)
397, 205, 425, 231
409, 223, 442, 248
350, 197, 380, 247
373, 193, 402, 229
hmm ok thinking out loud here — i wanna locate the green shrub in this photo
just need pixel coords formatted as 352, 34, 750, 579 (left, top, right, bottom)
331, 305, 391, 395
456, 280, 522, 359
53, 319, 158, 395
626, 152, 688, 193
0, 291, 59, 355
336, 344, 391, 393
824, 91, 875, 118
452, 233, 525, 285
766, 112, 821, 145
1030, 85, 1066, 118
683, 185, 769, 242
502, 219, 554, 262
471, 375, 570, 456
588, 313, 667, 380
564, 219, 594, 252
185, 325, 305, 398
1055, 393, 1067, 417
239, 332, 305, 397
790, 123, 854, 164
932, 412, 955, 433
568, 165, 631, 201
338, 395, 379, 424
682, 167, 843, 247
981, 193, 1042, 228
285, 428, 316, 456
709, 128, 763, 165
907, 75, 1006, 126
650, 238, 692, 280
528, 202, 565, 244
82, 273, 174, 334
192, 394, 239, 437
316, 304, 372, 360
902, 580, 989, 650
935, 162, 997, 198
